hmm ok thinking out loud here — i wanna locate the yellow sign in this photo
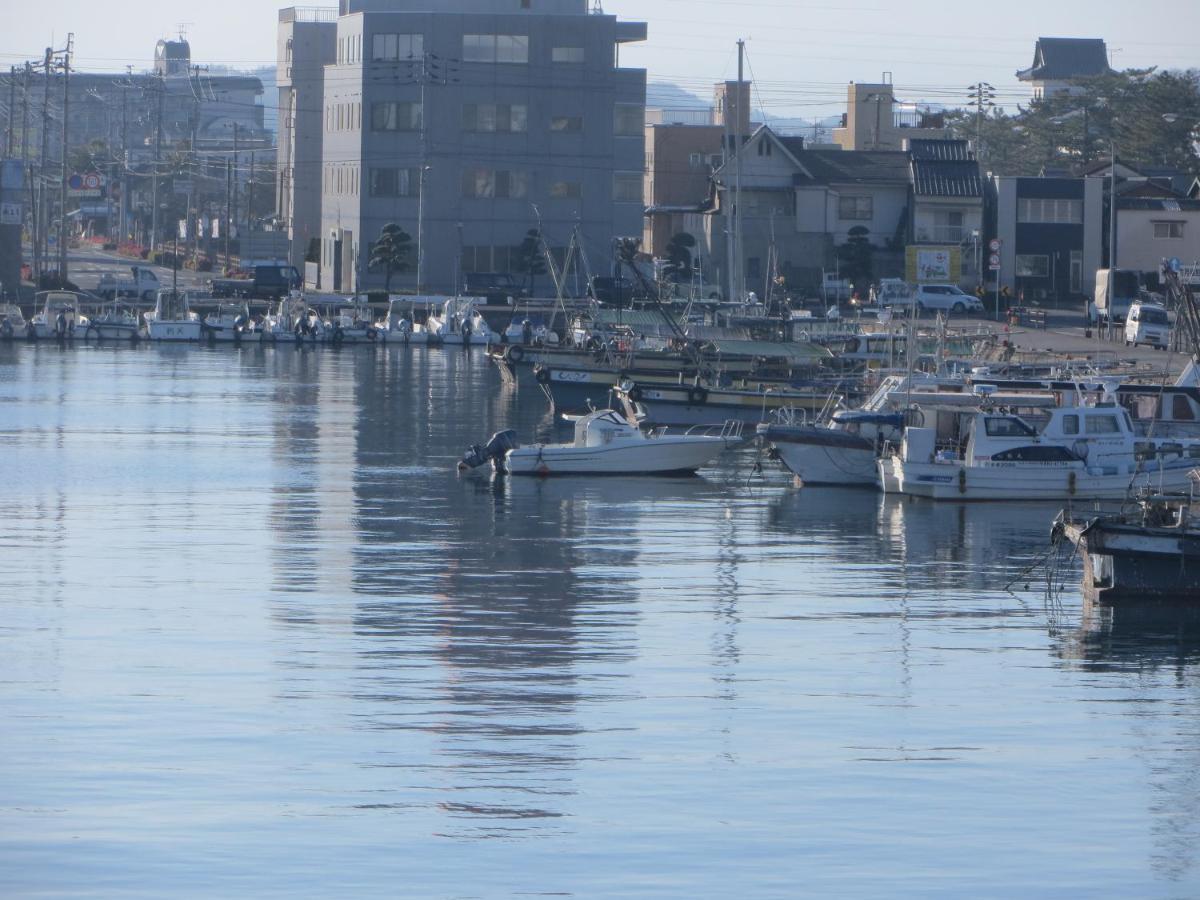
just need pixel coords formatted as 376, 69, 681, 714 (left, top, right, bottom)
906, 246, 962, 284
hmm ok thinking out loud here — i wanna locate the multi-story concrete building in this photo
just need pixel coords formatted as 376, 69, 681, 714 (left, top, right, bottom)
642, 82, 749, 260
277, 9, 337, 273
832, 82, 947, 152
289, 0, 647, 294
990, 174, 1105, 301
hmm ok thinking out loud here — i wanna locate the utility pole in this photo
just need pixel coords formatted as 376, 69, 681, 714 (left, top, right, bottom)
247, 148, 254, 251
231, 122, 238, 265
224, 155, 231, 272
733, 38, 745, 303
967, 83, 995, 155
150, 74, 164, 257
118, 85, 128, 244
35, 47, 52, 281
58, 34, 72, 281
5, 67, 15, 156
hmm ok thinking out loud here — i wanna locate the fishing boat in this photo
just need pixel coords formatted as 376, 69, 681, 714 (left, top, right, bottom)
144, 290, 203, 342
83, 300, 141, 342
28, 291, 90, 340
324, 298, 384, 345
616, 378, 846, 428
458, 409, 741, 477
1055, 484, 1200, 602
0, 303, 28, 340
884, 393, 1200, 501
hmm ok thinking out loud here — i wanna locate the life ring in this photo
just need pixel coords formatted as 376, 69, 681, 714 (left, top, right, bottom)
626, 385, 644, 403
505, 344, 525, 364
535, 367, 552, 385
687, 386, 709, 406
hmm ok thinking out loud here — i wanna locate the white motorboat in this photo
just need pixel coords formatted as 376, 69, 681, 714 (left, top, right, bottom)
261, 295, 323, 344
145, 290, 203, 342
458, 409, 741, 477
202, 302, 261, 343
0, 303, 28, 341
426, 297, 498, 346
885, 394, 1200, 501
29, 291, 89, 340
503, 316, 559, 346
324, 298, 383, 345
83, 300, 141, 342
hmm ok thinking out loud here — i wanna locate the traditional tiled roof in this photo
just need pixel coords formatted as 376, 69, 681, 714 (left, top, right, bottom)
794, 150, 911, 186
1017, 38, 1110, 82
911, 159, 984, 198
908, 141, 982, 197
1117, 197, 1200, 212
908, 139, 973, 161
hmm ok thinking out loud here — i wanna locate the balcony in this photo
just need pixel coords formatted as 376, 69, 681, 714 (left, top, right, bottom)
916, 226, 966, 244
279, 7, 337, 24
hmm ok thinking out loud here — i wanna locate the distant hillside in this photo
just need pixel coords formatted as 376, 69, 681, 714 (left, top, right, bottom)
646, 82, 710, 109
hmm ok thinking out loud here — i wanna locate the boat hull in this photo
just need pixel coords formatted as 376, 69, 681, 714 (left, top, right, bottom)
85, 322, 140, 341
892, 460, 1200, 501
1067, 521, 1200, 602
147, 320, 204, 342
503, 437, 727, 476
760, 424, 878, 486
629, 385, 833, 428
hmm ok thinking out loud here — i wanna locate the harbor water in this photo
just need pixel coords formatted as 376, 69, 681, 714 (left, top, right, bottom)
2, 342, 1199, 897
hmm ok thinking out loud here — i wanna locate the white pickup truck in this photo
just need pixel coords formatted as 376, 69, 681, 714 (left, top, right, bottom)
97, 266, 161, 302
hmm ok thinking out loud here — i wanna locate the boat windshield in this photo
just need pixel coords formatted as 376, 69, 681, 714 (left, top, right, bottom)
983, 416, 1038, 438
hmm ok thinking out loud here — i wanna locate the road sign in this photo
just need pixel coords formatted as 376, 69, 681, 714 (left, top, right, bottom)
988, 238, 1002, 252
0, 202, 21, 225
988, 253, 1001, 270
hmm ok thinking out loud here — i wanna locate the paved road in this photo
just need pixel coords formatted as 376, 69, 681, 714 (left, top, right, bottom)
64, 246, 209, 296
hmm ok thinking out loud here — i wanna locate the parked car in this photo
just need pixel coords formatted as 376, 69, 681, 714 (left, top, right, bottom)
589, 276, 649, 307
211, 265, 300, 300
464, 272, 529, 304
911, 284, 984, 315
97, 266, 161, 302
1124, 300, 1170, 350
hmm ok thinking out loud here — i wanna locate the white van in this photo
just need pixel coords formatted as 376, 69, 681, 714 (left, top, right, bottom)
1124, 301, 1170, 350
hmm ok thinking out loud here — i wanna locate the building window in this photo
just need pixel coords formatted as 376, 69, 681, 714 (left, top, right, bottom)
1018, 198, 1083, 224
614, 103, 643, 137
552, 46, 585, 63
838, 195, 873, 220
463, 34, 529, 64
369, 167, 419, 198
550, 181, 581, 198
463, 104, 528, 133
1153, 221, 1184, 239
614, 172, 642, 203
757, 140, 772, 157
1070, 250, 1083, 293
1014, 254, 1050, 278
551, 115, 583, 133
370, 101, 421, 132
461, 169, 528, 199
372, 33, 423, 62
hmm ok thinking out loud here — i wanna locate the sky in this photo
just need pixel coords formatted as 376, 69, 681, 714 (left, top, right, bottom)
3, 0, 1198, 119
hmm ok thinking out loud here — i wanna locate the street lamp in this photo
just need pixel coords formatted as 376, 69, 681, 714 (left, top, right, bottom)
416, 163, 431, 294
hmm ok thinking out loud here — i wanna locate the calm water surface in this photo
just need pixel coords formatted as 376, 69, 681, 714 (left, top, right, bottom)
2, 343, 1199, 898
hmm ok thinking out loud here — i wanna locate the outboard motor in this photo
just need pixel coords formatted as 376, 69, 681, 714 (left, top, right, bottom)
458, 429, 520, 472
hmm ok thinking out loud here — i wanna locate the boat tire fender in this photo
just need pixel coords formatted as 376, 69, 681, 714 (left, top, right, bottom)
687, 386, 709, 406
506, 345, 525, 364
626, 385, 643, 403
535, 367, 552, 385
332, 327, 345, 346
957, 469, 967, 495
0, 320, 12, 340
